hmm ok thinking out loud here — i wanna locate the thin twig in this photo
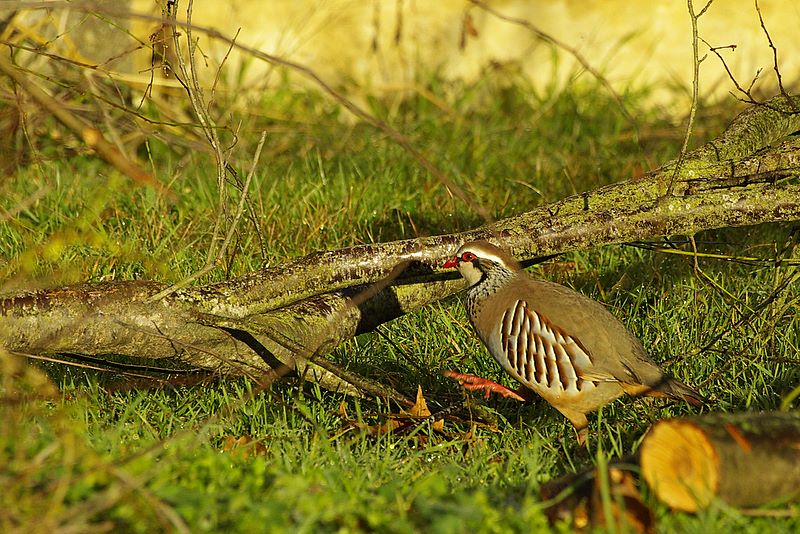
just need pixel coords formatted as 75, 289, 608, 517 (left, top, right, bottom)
0, 52, 175, 198
12, 351, 177, 382
688, 235, 751, 318
147, 129, 265, 301
147, 0, 268, 302
665, 0, 713, 198
703, 40, 754, 101
176, 0, 230, 267
625, 241, 800, 267
701, 1, 797, 113
111, 317, 280, 382
9, 0, 493, 223
755, 0, 797, 111
694, 266, 800, 360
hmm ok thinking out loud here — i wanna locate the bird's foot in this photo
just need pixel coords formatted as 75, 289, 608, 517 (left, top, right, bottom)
444, 370, 529, 402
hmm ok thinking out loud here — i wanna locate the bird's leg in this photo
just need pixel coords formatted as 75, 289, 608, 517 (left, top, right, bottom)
575, 427, 588, 447
557, 408, 590, 447
444, 370, 532, 402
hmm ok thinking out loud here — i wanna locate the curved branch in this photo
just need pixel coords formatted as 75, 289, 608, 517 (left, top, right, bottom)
174, 95, 800, 319
0, 275, 463, 401
2, 96, 800, 397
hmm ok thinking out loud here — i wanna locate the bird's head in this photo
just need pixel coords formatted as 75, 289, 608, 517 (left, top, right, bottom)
443, 240, 520, 287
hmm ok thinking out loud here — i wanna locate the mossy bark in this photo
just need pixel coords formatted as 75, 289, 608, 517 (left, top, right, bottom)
0, 276, 462, 400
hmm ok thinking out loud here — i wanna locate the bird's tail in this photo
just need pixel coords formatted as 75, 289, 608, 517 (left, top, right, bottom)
651, 377, 707, 407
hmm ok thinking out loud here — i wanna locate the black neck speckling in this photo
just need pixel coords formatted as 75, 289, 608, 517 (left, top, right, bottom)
465, 262, 516, 319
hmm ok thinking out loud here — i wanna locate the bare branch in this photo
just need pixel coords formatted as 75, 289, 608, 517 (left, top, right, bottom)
5, 0, 492, 223
702, 1, 797, 113
147, 130, 267, 302
755, 0, 796, 111
665, 0, 714, 197
0, 53, 174, 198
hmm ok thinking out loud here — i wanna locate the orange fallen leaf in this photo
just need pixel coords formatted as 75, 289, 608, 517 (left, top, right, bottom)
408, 385, 432, 418
337, 385, 450, 439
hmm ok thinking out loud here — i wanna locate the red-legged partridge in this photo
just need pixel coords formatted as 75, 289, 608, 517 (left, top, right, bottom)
443, 240, 704, 443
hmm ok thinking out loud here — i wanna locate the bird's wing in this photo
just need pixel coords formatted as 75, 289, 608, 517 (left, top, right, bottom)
498, 299, 611, 392
516, 278, 657, 386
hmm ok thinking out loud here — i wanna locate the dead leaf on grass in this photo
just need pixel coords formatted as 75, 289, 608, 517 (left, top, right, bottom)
541, 465, 654, 533
338, 385, 446, 437
407, 385, 431, 417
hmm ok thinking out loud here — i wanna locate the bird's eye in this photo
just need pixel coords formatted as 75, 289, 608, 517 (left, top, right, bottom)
461, 252, 477, 262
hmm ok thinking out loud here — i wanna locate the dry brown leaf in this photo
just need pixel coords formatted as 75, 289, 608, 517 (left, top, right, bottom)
407, 385, 432, 418
337, 386, 451, 439
338, 400, 349, 420
541, 466, 655, 533
591, 468, 655, 534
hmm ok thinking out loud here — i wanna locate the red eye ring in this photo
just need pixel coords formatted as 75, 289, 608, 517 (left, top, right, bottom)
461, 251, 477, 262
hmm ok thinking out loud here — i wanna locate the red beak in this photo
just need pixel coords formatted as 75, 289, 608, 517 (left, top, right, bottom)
443, 256, 459, 269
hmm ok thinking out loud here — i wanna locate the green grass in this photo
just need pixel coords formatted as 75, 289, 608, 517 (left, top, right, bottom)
1, 77, 799, 532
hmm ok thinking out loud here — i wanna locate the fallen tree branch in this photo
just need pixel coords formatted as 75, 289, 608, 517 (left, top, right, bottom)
1, 95, 800, 396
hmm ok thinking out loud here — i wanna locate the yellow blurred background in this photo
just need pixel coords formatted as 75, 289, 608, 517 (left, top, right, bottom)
135, 0, 799, 105
9, 1, 800, 109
